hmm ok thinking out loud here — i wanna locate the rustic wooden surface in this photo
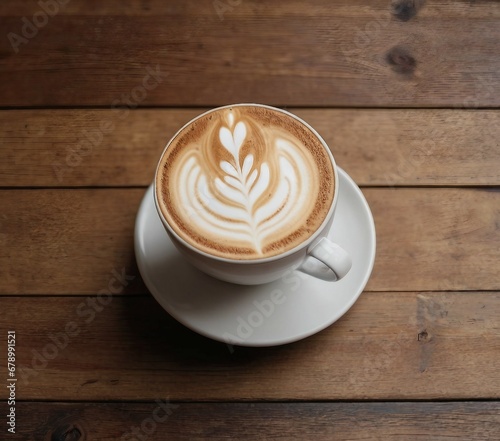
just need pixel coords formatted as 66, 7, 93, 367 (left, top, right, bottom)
13, 402, 500, 441
1, 188, 499, 294
1, 0, 499, 439
1, 109, 499, 187
0, 1, 499, 107
2, 293, 499, 401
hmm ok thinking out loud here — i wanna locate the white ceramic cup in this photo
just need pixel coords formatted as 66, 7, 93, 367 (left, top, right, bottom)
154, 104, 352, 285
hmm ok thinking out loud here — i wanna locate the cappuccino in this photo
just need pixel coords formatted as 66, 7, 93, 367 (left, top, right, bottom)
156, 105, 335, 260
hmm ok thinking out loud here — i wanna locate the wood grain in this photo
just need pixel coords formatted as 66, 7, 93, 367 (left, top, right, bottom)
1, 0, 498, 429
14, 402, 500, 441
0, 189, 147, 295
0, 0, 498, 18
1, 1, 499, 107
1, 188, 499, 294
0, 292, 498, 400
1, 109, 499, 187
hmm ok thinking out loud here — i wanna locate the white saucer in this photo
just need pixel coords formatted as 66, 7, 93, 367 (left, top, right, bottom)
134, 168, 376, 347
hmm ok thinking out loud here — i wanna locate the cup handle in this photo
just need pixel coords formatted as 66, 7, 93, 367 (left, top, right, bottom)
298, 238, 352, 281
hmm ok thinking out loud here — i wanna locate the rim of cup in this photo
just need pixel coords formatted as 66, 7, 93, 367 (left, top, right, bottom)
154, 103, 339, 264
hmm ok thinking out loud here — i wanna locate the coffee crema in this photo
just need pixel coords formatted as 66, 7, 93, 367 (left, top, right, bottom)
156, 105, 335, 260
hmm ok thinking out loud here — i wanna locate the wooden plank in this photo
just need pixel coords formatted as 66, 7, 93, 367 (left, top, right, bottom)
1, 109, 499, 187
0, 188, 499, 294
13, 402, 500, 441
0, 0, 498, 18
1, 1, 499, 107
368, 187, 500, 291
0, 292, 498, 400
0, 189, 147, 295
0, 109, 194, 187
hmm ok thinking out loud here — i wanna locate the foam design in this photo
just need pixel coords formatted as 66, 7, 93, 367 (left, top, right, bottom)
157, 106, 334, 259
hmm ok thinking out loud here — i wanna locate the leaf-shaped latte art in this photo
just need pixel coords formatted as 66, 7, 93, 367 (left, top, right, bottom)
174, 115, 317, 257
216, 122, 270, 253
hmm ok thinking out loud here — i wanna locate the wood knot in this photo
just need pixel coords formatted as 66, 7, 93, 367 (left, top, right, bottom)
51, 423, 84, 441
391, 0, 425, 22
386, 46, 416, 74
417, 330, 429, 341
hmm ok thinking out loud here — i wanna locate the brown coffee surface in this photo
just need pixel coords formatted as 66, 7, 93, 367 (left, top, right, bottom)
156, 105, 335, 260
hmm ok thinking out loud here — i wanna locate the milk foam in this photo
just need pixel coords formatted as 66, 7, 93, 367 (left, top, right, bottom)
157, 106, 334, 259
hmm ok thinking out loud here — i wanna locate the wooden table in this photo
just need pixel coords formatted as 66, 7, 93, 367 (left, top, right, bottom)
1, 1, 499, 439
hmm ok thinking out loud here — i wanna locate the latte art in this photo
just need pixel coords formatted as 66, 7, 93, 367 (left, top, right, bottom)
156, 105, 335, 259
183, 120, 312, 254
